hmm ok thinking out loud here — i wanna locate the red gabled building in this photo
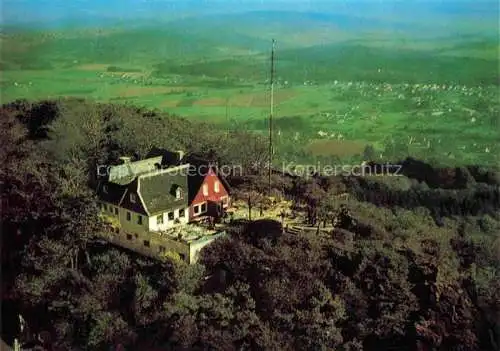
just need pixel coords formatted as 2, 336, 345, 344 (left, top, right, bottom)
144, 148, 231, 221
187, 156, 231, 221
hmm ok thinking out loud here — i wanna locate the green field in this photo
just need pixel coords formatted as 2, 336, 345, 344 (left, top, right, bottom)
1, 12, 499, 167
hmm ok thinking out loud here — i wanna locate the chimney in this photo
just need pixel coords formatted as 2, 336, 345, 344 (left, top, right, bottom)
119, 156, 132, 164
176, 150, 185, 163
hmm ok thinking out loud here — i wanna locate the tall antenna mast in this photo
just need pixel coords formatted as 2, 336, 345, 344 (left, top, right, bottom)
268, 38, 276, 197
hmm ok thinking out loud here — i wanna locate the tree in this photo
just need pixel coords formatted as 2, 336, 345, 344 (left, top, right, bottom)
317, 194, 339, 230
352, 248, 418, 341
304, 181, 326, 226
363, 144, 377, 161
234, 187, 264, 221
3, 98, 500, 350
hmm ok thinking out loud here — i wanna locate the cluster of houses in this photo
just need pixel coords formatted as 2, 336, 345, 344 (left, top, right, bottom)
96, 148, 231, 264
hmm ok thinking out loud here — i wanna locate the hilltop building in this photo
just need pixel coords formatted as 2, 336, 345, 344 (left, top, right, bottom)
96, 149, 231, 263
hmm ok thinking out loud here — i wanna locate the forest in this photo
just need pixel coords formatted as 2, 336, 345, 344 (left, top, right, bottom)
1, 98, 499, 350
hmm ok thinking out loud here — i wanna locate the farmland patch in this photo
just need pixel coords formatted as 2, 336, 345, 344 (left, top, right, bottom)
114, 86, 195, 98
305, 139, 367, 158
228, 94, 254, 107
159, 99, 181, 107
225, 90, 298, 107
193, 97, 226, 106
77, 63, 110, 71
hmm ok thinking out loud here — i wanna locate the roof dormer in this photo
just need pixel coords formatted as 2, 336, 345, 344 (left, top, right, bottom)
171, 184, 184, 200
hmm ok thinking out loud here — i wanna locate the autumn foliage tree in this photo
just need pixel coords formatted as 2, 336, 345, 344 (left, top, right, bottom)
2, 99, 499, 351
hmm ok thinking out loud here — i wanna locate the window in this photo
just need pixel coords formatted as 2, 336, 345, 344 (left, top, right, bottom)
175, 187, 183, 199
126, 212, 131, 221
201, 203, 207, 213
159, 246, 166, 254
126, 234, 133, 240
179, 253, 186, 261
137, 215, 142, 225
130, 193, 136, 203
194, 205, 200, 215
168, 212, 174, 221
214, 180, 220, 193
157, 215, 163, 225
203, 184, 208, 196
114, 207, 119, 215
143, 240, 150, 247
179, 208, 185, 217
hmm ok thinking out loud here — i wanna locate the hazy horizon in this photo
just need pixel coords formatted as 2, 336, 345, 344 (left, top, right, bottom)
2, 0, 499, 29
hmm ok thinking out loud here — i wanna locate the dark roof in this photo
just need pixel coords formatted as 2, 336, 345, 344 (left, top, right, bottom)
97, 164, 189, 215
146, 147, 184, 167
120, 179, 148, 216
138, 165, 189, 215
188, 174, 205, 204
108, 156, 163, 185
96, 181, 127, 205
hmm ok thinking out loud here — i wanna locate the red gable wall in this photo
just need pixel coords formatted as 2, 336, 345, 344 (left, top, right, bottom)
189, 169, 229, 219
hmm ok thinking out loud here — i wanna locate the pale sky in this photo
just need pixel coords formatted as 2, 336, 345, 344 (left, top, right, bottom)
2, 0, 497, 26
